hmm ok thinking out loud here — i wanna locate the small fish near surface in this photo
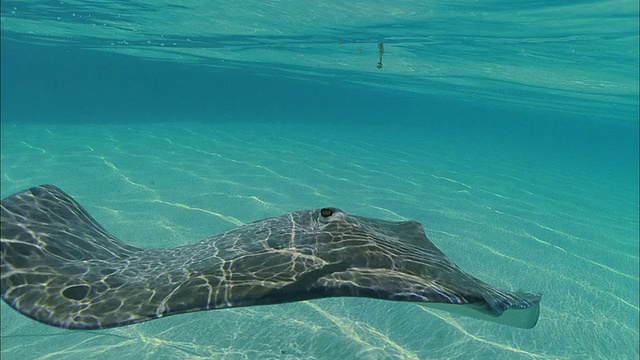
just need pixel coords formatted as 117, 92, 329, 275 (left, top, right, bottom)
0, 185, 541, 330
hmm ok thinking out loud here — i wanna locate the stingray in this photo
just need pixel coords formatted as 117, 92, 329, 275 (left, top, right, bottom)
0, 185, 541, 330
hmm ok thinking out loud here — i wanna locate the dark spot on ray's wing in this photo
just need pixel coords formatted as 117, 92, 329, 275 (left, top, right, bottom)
0, 185, 541, 330
62, 285, 90, 301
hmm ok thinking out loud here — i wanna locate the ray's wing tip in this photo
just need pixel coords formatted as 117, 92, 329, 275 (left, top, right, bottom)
29, 184, 67, 196
1, 184, 63, 203
487, 291, 542, 314
517, 291, 542, 306
491, 291, 542, 329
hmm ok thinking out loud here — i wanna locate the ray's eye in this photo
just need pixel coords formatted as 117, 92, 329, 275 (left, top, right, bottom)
320, 208, 334, 217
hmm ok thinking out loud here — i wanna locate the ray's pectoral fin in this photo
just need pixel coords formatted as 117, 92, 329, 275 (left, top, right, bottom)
420, 292, 541, 329
317, 268, 541, 330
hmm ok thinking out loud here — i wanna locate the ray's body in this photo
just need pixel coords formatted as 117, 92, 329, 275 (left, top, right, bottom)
1, 185, 541, 330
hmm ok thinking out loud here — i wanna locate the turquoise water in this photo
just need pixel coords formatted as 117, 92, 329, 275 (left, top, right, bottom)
1, 1, 639, 359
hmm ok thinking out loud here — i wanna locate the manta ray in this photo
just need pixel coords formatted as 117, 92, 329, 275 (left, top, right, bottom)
0, 185, 541, 330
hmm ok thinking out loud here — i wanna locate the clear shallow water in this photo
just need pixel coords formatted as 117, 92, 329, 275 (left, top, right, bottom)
1, 1, 639, 359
